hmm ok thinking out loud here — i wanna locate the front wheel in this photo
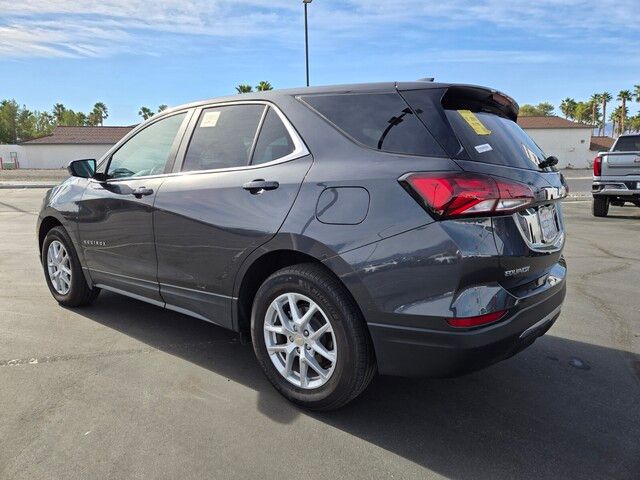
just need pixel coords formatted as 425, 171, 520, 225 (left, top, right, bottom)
251, 263, 376, 411
592, 196, 609, 217
41, 226, 100, 307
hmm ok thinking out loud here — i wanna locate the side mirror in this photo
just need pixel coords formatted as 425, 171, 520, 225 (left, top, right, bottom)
67, 159, 96, 178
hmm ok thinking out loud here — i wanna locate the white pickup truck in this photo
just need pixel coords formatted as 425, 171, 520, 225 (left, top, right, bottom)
592, 133, 640, 217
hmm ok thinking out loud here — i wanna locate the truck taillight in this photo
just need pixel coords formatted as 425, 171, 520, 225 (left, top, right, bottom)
400, 172, 534, 219
593, 156, 602, 176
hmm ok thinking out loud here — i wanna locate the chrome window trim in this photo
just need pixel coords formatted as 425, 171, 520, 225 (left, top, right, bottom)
90, 100, 309, 184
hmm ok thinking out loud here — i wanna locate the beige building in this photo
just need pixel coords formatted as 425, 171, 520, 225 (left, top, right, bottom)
20, 126, 133, 169
518, 116, 594, 169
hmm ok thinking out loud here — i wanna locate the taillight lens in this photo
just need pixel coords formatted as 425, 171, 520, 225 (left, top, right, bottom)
593, 156, 602, 176
447, 310, 507, 328
400, 172, 534, 219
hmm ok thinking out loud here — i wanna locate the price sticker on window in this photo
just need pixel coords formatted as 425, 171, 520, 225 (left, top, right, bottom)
200, 111, 221, 128
458, 110, 491, 135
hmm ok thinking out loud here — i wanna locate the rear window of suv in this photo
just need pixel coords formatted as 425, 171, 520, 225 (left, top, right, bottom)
300, 92, 445, 157
402, 88, 547, 170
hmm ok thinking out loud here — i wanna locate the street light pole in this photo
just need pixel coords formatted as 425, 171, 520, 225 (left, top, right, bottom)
303, 0, 312, 87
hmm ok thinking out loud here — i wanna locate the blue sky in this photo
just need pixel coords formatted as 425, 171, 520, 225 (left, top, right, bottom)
1, 0, 638, 125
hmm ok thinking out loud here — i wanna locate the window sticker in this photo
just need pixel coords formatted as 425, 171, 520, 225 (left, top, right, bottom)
200, 111, 221, 128
474, 143, 493, 153
458, 110, 491, 135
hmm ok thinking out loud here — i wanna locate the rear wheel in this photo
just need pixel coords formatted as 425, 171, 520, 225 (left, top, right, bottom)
42, 226, 100, 307
251, 263, 376, 411
592, 196, 609, 217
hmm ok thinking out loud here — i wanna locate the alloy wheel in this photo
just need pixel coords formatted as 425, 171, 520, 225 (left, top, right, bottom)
263, 292, 337, 389
47, 240, 72, 295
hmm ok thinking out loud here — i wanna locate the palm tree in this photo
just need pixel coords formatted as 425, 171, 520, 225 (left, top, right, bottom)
560, 98, 576, 119
52, 103, 66, 123
255, 81, 273, 92
235, 84, 253, 94
617, 90, 632, 134
634, 84, 640, 103
158, 104, 168, 112
600, 92, 612, 136
589, 94, 601, 133
89, 102, 108, 126
138, 106, 154, 120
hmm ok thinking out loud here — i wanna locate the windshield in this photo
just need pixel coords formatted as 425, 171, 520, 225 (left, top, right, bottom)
613, 136, 640, 152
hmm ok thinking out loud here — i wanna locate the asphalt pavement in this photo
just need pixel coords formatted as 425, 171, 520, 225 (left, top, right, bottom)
0, 188, 638, 480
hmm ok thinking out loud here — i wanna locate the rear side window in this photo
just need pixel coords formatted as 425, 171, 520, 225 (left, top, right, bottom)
251, 107, 295, 165
182, 104, 265, 171
613, 136, 640, 152
300, 92, 445, 157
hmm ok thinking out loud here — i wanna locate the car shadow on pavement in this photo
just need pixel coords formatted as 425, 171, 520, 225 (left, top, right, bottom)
78, 291, 640, 480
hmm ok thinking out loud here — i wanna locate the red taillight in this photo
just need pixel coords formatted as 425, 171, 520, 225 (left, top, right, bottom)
447, 310, 507, 328
401, 172, 534, 218
593, 156, 602, 176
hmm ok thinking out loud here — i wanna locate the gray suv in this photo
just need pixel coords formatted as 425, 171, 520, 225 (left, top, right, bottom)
37, 82, 567, 410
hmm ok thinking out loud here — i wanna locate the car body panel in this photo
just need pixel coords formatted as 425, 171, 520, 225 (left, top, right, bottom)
153, 155, 313, 329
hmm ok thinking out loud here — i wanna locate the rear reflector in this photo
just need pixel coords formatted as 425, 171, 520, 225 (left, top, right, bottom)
447, 310, 507, 328
400, 172, 534, 219
593, 156, 602, 176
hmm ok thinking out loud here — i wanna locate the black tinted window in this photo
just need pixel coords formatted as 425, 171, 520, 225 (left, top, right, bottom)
183, 105, 265, 171
301, 93, 445, 156
252, 107, 295, 165
613, 136, 640, 152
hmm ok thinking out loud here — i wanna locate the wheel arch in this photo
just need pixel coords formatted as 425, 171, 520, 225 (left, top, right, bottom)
38, 216, 64, 254
232, 238, 373, 336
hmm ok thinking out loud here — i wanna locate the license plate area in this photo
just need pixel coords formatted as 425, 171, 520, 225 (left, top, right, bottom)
514, 203, 563, 252
538, 205, 559, 243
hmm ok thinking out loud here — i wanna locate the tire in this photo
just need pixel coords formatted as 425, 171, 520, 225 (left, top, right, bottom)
592, 196, 609, 217
251, 263, 376, 411
41, 226, 100, 307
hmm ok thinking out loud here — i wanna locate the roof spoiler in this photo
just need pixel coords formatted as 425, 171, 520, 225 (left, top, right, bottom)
441, 86, 519, 121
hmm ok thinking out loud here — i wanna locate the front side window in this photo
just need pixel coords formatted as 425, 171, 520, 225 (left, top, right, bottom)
300, 92, 445, 157
251, 107, 295, 165
182, 105, 265, 172
107, 113, 187, 179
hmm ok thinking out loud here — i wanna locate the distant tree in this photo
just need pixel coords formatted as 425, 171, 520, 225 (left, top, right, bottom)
138, 106, 154, 120
573, 102, 593, 124
519, 102, 554, 116
634, 84, 640, 103
255, 81, 273, 91
0, 100, 19, 143
235, 84, 253, 94
629, 114, 640, 133
158, 104, 168, 112
600, 92, 612, 135
88, 102, 108, 126
560, 98, 577, 119
52, 103, 66, 123
617, 90, 632, 133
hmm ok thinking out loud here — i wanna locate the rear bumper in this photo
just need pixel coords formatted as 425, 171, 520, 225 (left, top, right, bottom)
368, 275, 566, 377
592, 179, 640, 197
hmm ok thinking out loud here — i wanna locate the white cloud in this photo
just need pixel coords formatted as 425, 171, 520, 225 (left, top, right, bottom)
0, 0, 637, 59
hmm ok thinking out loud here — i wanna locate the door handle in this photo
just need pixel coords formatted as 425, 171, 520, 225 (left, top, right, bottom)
242, 179, 279, 194
132, 186, 154, 198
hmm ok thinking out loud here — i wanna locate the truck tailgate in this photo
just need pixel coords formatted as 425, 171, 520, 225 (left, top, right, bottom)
601, 152, 640, 177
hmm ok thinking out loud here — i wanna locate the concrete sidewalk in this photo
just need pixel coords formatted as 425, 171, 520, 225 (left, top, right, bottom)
0, 181, 58, 189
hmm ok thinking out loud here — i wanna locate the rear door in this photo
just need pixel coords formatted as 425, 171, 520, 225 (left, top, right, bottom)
153, 102, 312, 327
401, 87, 566, 288
78, 111, 190, 302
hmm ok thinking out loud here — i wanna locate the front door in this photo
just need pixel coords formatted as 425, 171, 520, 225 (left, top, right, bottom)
153, 103, 312, 327
78, 111, 189, 302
